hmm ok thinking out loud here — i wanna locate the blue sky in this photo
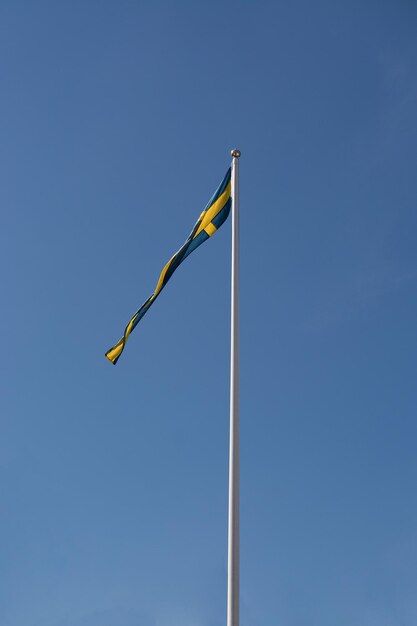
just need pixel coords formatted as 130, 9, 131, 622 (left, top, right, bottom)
2, 1, 417, 625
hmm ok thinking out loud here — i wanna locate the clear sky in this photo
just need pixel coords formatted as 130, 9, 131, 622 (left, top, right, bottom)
2, 1, 417, 625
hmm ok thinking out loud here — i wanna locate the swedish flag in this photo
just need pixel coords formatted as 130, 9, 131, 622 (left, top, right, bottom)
105, 167, 232, 364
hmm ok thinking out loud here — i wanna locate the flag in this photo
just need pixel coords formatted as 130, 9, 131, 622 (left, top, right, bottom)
105, 167, 232, 364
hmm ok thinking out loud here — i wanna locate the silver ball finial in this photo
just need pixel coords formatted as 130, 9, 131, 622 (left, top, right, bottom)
231, 148, 241, 158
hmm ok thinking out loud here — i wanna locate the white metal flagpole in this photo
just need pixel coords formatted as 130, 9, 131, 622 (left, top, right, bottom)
227, 148, 241, 626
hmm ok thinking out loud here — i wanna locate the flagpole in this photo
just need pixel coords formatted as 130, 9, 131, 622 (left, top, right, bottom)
227, 148, 241, 626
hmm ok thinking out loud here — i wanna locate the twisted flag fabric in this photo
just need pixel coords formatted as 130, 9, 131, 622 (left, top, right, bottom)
105, 167, 232, 364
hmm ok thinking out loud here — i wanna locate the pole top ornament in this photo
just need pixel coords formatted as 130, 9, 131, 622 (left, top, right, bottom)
231, 149, 241, 158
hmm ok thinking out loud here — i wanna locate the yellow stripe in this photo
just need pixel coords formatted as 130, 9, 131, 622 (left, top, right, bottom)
193, 182, 231, 238
105, 339, 124, 363
125, 316, 135, 338
153, 256, 175, 297
105, 309, 140, 363
204, 222, 217, 236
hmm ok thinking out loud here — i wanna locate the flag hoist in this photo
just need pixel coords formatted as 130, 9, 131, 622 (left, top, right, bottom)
105, 149, 241, 626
